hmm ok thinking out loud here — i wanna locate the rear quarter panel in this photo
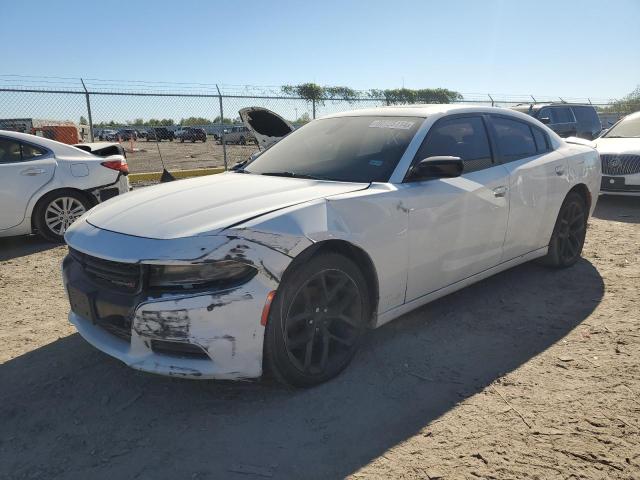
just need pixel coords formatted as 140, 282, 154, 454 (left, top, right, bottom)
563, 144, 601, 216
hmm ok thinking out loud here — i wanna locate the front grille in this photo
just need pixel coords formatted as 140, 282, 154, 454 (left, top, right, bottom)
601, 154, 640, 175
96, 316, 132, 341
150, 340, 209, 359
69, 248, 141, 292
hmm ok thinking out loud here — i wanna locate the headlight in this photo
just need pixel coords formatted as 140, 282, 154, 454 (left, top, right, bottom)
148, 260, 256, 289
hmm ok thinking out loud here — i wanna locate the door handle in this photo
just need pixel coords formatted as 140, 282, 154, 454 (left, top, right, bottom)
20, 167, 46, 176
492, 186, 508, 198
555, 166, 566, 176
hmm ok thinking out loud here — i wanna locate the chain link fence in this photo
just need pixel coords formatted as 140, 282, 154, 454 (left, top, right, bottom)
0, 76, 635, 173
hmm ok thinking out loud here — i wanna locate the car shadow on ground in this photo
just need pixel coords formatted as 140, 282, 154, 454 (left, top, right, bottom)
0, 235, 59, 261
0, 259, 604, 480
593, 194, 640, 224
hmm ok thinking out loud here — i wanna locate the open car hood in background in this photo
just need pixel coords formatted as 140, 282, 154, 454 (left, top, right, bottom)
239, 107, 295, 149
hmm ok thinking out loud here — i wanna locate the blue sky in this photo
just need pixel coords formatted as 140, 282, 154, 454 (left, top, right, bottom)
1, 0, 639, 100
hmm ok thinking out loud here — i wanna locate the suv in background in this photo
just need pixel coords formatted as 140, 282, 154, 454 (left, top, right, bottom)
219, 125, 256, 145
145, 127, 175, 142
510, 103, 602, 140
175, 127, 207, 143
116, 129, 138, 141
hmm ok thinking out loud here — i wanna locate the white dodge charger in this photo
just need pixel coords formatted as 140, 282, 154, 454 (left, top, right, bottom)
0, 131, 129, 242
63, 105, 601, 387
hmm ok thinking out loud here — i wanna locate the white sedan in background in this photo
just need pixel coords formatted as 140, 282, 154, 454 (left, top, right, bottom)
0, 130, 129, 242
63, 105, 601, 387
593, 111, 640, 196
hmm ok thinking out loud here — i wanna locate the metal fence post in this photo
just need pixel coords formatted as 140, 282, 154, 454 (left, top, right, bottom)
312, 98, 316, 119
80, 78, 94, 142
216, 84, 228, 171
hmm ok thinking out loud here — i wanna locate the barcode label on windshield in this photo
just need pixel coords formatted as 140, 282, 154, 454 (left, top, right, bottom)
369, 120, 414, 130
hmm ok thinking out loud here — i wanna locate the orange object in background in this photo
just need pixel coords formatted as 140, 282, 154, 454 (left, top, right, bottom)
31, 125, 80, 144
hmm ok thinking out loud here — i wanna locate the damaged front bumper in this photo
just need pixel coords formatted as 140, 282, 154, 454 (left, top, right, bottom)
63, 222, 293, 380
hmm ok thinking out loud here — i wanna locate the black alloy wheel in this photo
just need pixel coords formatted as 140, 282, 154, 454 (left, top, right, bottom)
264, 253, 370, 387
540, 192, 587, 268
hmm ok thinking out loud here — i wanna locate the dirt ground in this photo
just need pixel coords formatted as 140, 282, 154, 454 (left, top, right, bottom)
115, 138, 257, 173
0, 195, 638, 480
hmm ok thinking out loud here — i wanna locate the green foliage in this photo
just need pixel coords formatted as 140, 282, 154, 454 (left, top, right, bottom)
602, 85, 640, 114
293, 112, 311, 124
213, 115, 234, 124
147, 118, 174, 126
79, 116, 88, 125
369, 88, 463, 105
282, 83, 462, 106
180, 116, 212, 126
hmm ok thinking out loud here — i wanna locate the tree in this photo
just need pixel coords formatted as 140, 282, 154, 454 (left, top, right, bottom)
602, 85, 640, 114
180, 116, 212, 126
293, 112, 311, 124
281, 83, 463, 107
213, 116, 234, 124
79, 116, 88, 125
368, 88, 463, 105
281, 83, 359, 105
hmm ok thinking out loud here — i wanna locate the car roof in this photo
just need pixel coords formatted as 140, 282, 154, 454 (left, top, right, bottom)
322, 103, 542, 121
0, 129, 95, 158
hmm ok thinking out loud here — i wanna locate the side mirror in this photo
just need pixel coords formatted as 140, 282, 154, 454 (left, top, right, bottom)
539, 117, 551, 125
408, 156, 463, 181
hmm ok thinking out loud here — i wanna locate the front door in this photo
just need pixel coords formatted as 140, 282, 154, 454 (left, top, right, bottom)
402, 115, 510, 302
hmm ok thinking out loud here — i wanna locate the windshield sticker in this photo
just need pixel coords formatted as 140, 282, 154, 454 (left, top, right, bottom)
368, 160, 383, 167
369, 120, 415, 130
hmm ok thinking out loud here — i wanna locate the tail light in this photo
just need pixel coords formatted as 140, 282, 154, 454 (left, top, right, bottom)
101, 159, 129, 175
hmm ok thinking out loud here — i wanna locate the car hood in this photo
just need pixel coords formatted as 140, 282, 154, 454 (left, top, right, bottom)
239, 107, 295, 149
593, 137, 640, 155
84, 172, 368, 239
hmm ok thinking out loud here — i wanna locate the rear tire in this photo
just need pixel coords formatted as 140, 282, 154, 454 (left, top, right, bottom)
264, 253, 370, 388
539, 192, 587, 268
34, 190, 93, 243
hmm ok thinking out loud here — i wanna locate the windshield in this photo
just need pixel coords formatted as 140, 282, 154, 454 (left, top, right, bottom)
244, 116, 424, 182
604, 115, 640, 138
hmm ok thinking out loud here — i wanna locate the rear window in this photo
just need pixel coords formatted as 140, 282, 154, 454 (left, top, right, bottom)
572, 106, 601, 130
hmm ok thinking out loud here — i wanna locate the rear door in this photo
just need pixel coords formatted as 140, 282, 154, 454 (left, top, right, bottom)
541, 106, 576, 138
0, 137, 55, 230
487, 115, 568, 260
403, 115, 510, 302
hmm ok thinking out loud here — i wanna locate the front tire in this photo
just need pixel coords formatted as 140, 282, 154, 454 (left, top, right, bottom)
34, 190, 92, 243
264, 253, 370, 388
539, 192, 587, 268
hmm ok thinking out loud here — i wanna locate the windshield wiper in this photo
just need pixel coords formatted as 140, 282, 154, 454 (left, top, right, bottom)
260, 171, 331, 181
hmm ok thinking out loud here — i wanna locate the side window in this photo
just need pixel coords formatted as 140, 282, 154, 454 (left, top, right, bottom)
491, 117, 538, 162
0, 139, 46, 163
415, 116, 493, 173
532, 127, 550, 153
0, 138, 22, 164
538, 108, 555, 124
22, 143, 46, 160
554, 107, 574, 123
